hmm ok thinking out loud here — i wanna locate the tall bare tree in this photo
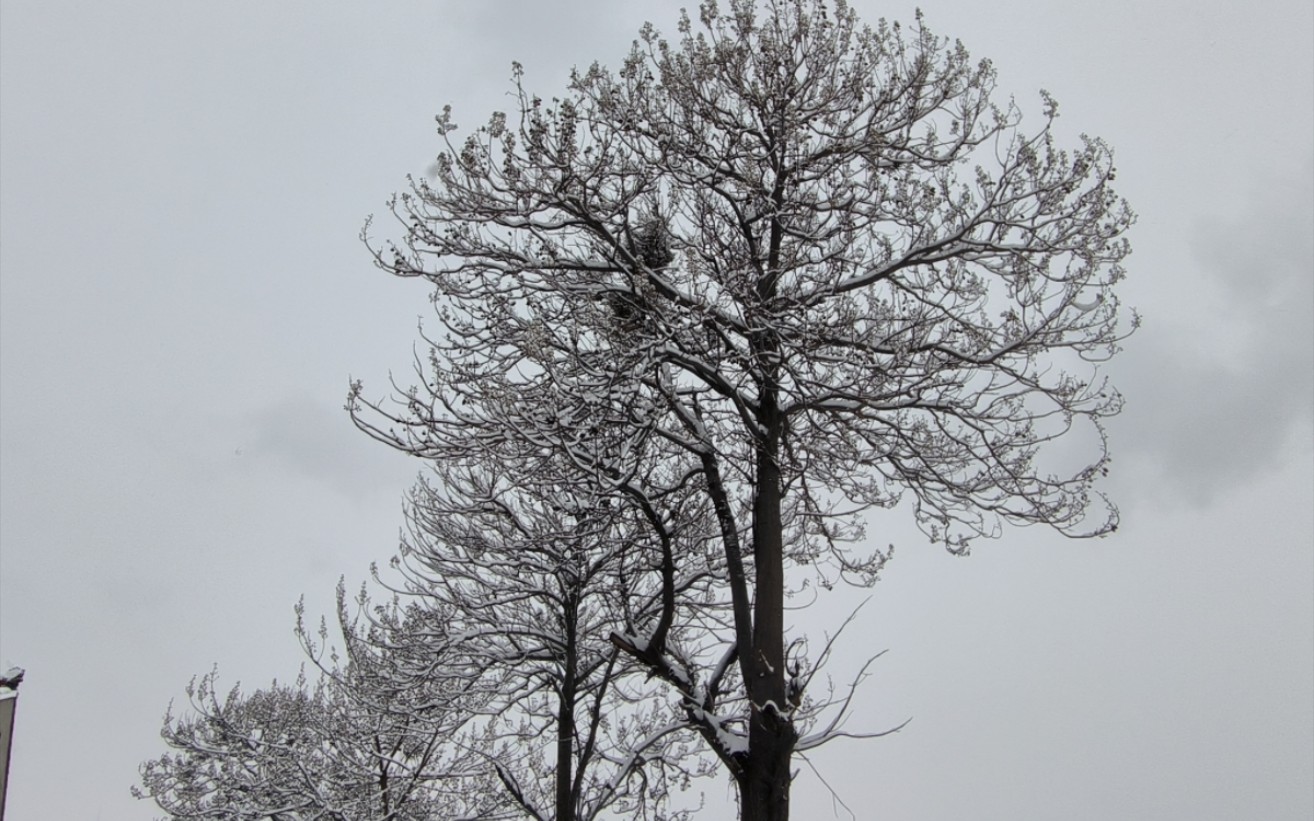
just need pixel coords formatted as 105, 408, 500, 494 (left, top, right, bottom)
351, 1, 1134, 816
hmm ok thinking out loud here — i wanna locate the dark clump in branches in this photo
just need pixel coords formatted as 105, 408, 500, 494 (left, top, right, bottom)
628, 215, 675, 273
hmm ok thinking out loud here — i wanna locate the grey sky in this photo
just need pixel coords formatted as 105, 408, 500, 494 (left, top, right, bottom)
1, 1, 1310, 819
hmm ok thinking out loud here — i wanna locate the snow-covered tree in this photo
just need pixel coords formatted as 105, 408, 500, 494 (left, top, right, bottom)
134, 621, 503, 820
350, 1, 1133, 815
357, 453, 717, 820
138, 454, 714, 821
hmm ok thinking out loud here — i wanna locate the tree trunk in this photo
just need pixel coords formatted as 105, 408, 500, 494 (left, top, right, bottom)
741, 463, 797, 820
742, 352, 797, 820
556, 598, 579, 821
739, 708, 796, 820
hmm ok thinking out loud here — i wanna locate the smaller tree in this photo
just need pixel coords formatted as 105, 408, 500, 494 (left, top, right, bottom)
139, 454, 719, 820
134, 643, 501, 820
365, 453, 717, 820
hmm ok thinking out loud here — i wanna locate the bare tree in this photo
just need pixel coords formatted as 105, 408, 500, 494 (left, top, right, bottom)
351, 1, 1134, 817
363, 454, 717, 820
139, 455, 715, 821
134, 626, 502, 820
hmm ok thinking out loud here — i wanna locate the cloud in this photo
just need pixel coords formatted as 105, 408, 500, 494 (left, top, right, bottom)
1113, 165, 1313, 503
233, 393, 418, 503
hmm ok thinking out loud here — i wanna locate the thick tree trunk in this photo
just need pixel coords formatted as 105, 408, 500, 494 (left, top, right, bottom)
741, 349, 797, 820
739, 709, 797, 820
740, 458, 797, 819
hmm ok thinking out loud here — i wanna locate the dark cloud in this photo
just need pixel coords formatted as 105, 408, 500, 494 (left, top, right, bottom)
1113, 165, 1313, 502
235, 394, 417, 502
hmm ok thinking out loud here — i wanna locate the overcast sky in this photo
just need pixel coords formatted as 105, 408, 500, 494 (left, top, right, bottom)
1, 1, 1310, 819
